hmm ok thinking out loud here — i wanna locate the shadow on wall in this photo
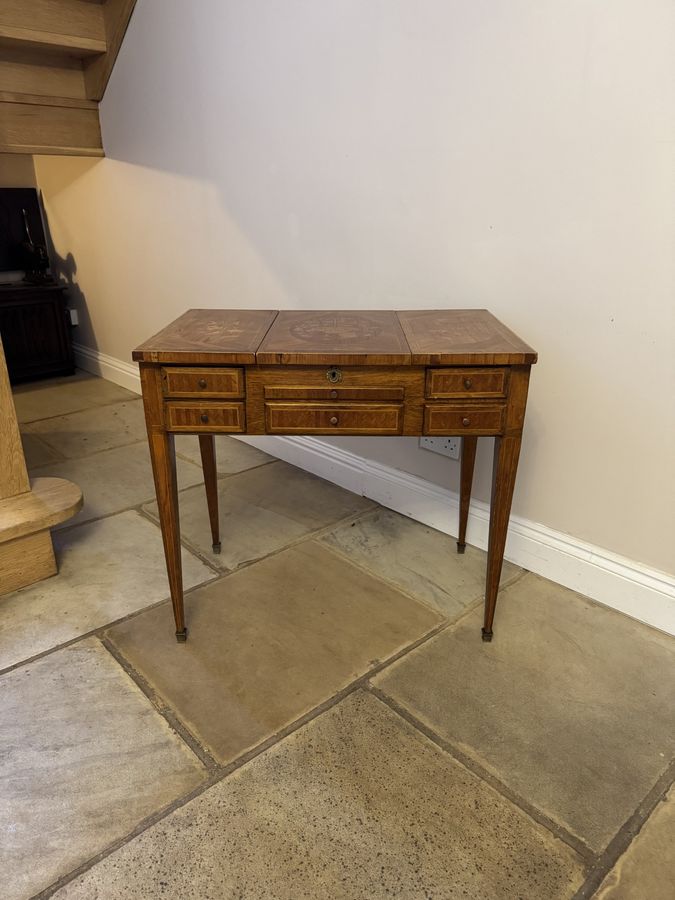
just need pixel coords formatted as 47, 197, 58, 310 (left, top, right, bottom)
38, 193, 97, 352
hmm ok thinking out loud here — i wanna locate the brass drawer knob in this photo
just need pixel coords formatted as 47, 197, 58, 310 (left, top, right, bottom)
198, 378, 207, 388
200, 413, 209, 424
462, 417, 471, 427
330, 415, 339, 426
464, 378, 473, 389
330, 389, 338, 399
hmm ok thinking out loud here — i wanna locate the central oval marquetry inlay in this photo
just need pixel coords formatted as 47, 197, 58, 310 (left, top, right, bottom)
288, 314, 383, 344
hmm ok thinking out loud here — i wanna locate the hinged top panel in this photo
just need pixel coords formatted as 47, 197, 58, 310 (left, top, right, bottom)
397, 310, 537, 365
256, 310, 411, 365
132, 309, 278, 364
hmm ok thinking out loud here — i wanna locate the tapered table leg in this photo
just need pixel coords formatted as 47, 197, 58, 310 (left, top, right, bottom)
199, 434, 221, 553
148, 430, 186, 641
482, 435, 522, 642
457, 435, 477, 554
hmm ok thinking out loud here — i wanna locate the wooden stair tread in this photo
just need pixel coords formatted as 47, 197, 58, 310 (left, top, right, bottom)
0, 92, 98, 110
0, 477, 83, 544
0, 97, 103, 157
0, 24, 106, 57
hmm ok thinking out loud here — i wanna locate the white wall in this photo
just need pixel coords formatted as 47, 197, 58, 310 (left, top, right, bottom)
35, 0, 675, 576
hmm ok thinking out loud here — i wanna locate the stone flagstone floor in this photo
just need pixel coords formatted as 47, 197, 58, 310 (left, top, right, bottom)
1, 371, 674, 899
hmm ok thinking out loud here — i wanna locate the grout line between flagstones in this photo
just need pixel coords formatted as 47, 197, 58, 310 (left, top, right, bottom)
27, 437, 148, 469
16, 393, 141, 426
365, 682, 596, 865
316, 532, 528, 622
138, 490, 380, 578
570, 758, 675, 900
98, 634, 219, 772
0, 572, 219, 679
45, 456, 280, 542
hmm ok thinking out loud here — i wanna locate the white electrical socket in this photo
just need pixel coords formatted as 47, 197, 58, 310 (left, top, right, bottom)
419, 436, 461, 460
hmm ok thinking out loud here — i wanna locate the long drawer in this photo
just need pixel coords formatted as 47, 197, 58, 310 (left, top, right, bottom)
162, 367, 244, 398
265, 402, 403, 434
165, 402, 245, 432
423, 404, 505, 435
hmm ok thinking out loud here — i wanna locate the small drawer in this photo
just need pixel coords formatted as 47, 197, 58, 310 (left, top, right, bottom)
162, 367, 244, 398
424, 404, 505, 435
165, 402, 245, 432
426, 368, 507, 399
265, 402, 403, 435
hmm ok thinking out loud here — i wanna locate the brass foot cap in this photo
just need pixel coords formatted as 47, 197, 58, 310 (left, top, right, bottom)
481, 628, 493, 643
212, 542, 222, 554
175, 629, 188, 643
456, 542, 466, 554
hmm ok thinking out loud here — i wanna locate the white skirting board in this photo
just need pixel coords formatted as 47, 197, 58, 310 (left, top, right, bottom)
75, 341, 675, 636
74, 341, 142, 394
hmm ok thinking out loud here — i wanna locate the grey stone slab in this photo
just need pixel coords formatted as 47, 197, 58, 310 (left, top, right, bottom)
143, 460, 374, 570
53, 691, 584, 900
1, 638, 205, 900
21, 431, 64, 469
12, 371, 137, 424
595, 786, 675, 899
32, 441, 204, 527
0, 510, 214, 672
23, 399, 147, 458
374, 573, 675, 852
175, 434, 274, 475
106, 541, 442, 764
322, 507, 523, 619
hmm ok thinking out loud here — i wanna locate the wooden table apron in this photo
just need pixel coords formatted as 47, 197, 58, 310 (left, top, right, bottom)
133, 310, 537, 643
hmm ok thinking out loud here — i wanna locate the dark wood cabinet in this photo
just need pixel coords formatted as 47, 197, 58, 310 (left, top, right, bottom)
0, 283, 75, 383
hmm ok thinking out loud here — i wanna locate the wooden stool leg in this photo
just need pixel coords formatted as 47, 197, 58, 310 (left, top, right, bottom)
148, 431, 186, 641
457, 435, 477, 553
482, 435, 522, 642
198, 434, 220, 553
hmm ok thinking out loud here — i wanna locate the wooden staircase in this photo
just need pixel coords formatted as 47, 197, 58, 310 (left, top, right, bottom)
0, 0, 136, 156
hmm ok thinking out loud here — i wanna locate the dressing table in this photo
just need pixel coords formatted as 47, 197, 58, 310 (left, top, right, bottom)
134, 309, 537, 642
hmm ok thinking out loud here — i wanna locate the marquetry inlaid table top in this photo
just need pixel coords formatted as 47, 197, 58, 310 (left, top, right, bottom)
133, 309, 537, 367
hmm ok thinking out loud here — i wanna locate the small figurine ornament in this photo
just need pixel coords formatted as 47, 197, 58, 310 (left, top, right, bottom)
21, 208, 50, 283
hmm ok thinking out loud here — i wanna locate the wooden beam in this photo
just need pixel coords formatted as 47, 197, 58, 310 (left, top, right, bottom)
0, 94, 103, 156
